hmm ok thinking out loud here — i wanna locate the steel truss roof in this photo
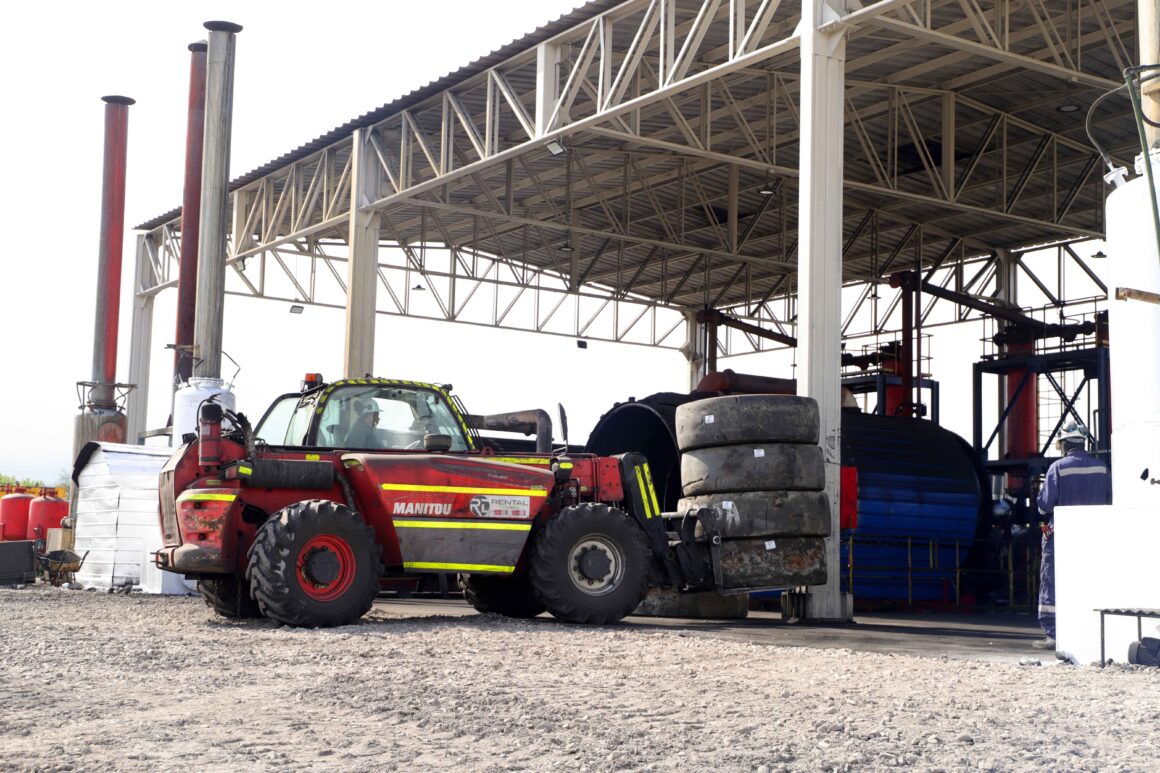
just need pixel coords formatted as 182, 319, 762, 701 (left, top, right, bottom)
136, 0, 1138, 355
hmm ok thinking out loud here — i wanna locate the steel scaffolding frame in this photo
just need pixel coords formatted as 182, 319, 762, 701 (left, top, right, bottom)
134, 0, 1134, 356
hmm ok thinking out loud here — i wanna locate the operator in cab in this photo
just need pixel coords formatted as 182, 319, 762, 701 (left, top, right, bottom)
1033, 421, 1110, 650
344, 399, 382, 448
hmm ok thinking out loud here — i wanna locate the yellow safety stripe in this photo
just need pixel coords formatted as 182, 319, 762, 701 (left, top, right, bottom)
381, 483, 547, 497
178, 492, 237, 502
403, 561, 514, 572
489, 457, 552, 466
393, 520, 531, 532
642, 462, 661, 516
238, 466, 252, 475
633, 466, 653, 518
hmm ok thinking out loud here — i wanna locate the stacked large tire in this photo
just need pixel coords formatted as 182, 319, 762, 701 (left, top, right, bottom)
675, 394, 829, 591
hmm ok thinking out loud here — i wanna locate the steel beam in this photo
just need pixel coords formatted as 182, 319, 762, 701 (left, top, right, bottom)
126, 234, 156, 445
344, 128, 385, 378
798, 0, 849, 621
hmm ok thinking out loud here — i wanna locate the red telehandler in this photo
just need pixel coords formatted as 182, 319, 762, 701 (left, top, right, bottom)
154, 376, 824, 627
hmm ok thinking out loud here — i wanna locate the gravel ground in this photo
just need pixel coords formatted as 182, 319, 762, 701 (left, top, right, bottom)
1, 586, 1158, 773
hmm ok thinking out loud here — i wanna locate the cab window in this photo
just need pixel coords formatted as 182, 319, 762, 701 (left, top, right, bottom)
319, 385, 470, 451
254, 394, 302, 445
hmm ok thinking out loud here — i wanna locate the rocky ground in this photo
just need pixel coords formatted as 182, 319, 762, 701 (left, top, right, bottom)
1, 585, 1158, 772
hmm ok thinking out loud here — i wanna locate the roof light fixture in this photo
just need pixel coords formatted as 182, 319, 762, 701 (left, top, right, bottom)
544, 138, 566, 156
1057, 103, 1082, 114
289, 304, 304, 314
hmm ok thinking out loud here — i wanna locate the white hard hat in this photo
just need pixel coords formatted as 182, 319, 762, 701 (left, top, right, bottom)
1058, 422, 1087, 442
355, 399, 379, 416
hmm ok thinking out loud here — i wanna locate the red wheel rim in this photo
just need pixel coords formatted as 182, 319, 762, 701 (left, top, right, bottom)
296, 534, 357, 601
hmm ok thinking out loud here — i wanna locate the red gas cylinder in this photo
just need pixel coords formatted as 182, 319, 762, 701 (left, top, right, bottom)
27, 496, 68, 542
0, 493, 34, 541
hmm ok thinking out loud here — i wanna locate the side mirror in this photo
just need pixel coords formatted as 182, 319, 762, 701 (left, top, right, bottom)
557, 403, 569, 448
423, 433, 453, 452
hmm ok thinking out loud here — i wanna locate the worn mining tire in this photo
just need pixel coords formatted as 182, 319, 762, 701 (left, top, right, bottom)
197, 577, 263, 619
529, 503, 652, 625
246, 499, 384, 628
459, 574, 547, 619
681, 443, 825, 497
1128, 637, 1160, 667
676, 394, 820, 451
677, 490, 832, 539
716, 536, 827, 590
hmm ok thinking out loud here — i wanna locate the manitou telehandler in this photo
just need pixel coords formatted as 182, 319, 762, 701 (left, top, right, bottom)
154, 376, 824, 627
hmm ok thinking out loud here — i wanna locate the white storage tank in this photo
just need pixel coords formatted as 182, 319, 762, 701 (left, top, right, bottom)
171, 377, 237, 446
1106, 148, 1160, 507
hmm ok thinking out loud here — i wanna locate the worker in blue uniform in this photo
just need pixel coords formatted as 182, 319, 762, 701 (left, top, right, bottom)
1032, 422, 1110, 648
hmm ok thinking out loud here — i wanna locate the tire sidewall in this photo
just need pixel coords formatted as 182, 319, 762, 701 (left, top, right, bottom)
248, 500, 381, 627
531, 505, 649, 623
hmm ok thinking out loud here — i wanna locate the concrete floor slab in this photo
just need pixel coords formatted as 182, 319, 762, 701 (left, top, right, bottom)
374, 597, 1048, 664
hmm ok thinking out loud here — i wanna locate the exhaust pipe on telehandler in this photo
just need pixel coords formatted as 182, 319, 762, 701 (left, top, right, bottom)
466, 409, 553, 453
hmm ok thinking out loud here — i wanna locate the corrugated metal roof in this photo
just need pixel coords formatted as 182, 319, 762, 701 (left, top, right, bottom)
136, 0, 619, 231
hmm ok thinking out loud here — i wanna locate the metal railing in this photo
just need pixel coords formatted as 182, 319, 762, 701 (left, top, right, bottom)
842, 531, 1040, 613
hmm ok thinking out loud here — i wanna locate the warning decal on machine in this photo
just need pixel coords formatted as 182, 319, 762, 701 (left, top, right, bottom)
470, 494, 532, 519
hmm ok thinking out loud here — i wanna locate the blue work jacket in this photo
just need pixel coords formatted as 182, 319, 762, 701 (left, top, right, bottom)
1036, 448, 1110, 517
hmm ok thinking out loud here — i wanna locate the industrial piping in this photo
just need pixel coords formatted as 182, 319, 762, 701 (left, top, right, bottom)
467, 410, 554, 453
173, 41, 208, 385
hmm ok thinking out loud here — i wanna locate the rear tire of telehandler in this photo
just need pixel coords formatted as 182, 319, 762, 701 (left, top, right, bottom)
246, 499, 384, 628
459, 574, 547, 618
529, 503, 651, 625
197, 577, 263, 619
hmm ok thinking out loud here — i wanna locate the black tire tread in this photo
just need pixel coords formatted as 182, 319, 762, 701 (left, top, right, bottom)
681, 443, 825, 496
245, 499, 384, 627
529, 503, 651, 625
676, 395, 820, 451
677, 490, 832, 539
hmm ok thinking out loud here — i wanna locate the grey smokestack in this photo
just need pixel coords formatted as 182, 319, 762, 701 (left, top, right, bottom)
193, 20, 242, 379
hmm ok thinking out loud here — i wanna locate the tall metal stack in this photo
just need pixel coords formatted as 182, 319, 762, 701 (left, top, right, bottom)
75, 96, 134, 456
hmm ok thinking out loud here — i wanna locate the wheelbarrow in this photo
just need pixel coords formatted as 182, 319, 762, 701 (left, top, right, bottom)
37, 550, 88, 586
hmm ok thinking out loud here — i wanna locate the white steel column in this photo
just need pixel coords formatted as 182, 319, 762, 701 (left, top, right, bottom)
343, 128, 384, 378
535, 43, 560, 137
798, 0, 850, 621
126, 234, 155, 444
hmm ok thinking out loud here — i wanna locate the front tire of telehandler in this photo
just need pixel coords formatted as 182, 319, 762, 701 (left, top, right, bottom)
246, 499, 383, 628
529, 503, 651, 625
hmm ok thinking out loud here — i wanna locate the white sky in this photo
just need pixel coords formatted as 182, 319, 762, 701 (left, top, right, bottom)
0, 1, 1110, 483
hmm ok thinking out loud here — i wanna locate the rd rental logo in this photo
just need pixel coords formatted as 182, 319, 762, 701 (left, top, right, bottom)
470, 495, 531, 518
